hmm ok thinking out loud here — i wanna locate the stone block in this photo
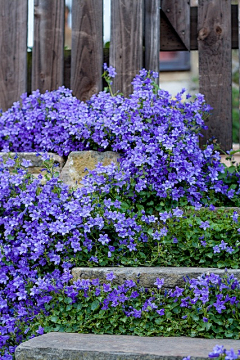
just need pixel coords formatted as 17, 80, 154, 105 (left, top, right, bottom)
15, 332, 240, 360
72, 266, 240, 289
59, 151, 120, 188
0, 152, 65, 178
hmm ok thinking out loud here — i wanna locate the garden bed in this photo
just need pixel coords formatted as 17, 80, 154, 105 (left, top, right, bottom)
1, 68, 240, 360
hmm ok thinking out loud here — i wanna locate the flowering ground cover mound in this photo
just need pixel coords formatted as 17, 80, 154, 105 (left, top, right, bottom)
0, 67, 240, 359
28, 272, 240, 339
1, 68, 239, 207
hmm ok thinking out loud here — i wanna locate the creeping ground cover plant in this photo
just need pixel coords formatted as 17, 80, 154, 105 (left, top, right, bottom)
183, 345, 240, 360
0, 66, 240, 359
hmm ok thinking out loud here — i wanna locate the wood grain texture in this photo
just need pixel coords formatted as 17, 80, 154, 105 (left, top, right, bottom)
0, 0, 27, 111
110, 0, 143, 96
162, 0, 190, 50
145, 0, 160, 83
32, 0, 64, 92
160, 5, 238, 51
71, 0, 103, 101
198, 0, 232, 151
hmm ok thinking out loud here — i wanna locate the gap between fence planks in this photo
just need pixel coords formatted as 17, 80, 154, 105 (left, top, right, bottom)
0, 0, 27, 112
32, 0, 64, 93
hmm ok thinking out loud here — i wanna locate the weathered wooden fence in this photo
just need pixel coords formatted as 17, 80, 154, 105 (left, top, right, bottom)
0, 0, 239, 151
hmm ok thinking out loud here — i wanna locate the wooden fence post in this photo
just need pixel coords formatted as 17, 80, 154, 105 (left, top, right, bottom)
0, 0, 27, 111
145, 0, 160, 83
32, 0, 64, 93
110, 0, 144, 96
198, 0, 232, 151
71, 0, 103, 101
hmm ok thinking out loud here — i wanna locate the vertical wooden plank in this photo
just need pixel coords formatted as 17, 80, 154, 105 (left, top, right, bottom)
71, 0, 103, 102
0, 0, 27, 111
162, 0, 190, 50
198, 0, 232, 151
32, 0, 64, 93
145, 0, 160, 83
110, 0, 143, 96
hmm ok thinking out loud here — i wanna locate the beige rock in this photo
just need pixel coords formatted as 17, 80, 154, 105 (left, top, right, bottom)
0, 152, 65, 179
60, 150, 120, 188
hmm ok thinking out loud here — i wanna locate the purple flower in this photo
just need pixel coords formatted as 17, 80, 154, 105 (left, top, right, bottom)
213, 245, 220, 254
225, 349, 238, 360
232, 212, 239, 223
209, 204, 215, 211
106, 272, 116, 281
172, 208, 183, 217
21, 159, 32, 168
199, 221, 210, 230
226, 246, 234, 254
104, 64, 117, 78
219, 240, 227, 250
156, 308, 165, 316
103, 283, 112, 292
154, 278, 164, 289
159, 211, 171, 222
208, 345, 225, 358
213, 299, 226, 314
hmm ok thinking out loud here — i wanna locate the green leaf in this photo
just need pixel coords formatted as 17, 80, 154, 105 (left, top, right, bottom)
147, 228, 153, 235
50, 316, 59, 323
121, 202, 130, 210
91, 300, 100, 311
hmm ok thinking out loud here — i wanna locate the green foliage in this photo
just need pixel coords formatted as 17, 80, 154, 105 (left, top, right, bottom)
28, 274, 240, 339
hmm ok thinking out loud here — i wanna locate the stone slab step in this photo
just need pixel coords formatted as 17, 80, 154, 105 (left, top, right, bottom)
72, 267, 240, 289
15, 332, 240, 360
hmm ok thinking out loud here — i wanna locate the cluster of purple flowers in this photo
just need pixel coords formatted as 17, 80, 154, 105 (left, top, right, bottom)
208, 345, 240, 360
0, 68, 238, 206
184, 344, 240, 360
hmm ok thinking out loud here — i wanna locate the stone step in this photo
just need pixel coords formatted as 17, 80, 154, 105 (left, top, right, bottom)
15, 332, 240, 360
72, 267, 240, 289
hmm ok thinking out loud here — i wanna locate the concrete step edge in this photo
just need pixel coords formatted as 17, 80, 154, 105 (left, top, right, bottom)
72, 266, 240, 289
